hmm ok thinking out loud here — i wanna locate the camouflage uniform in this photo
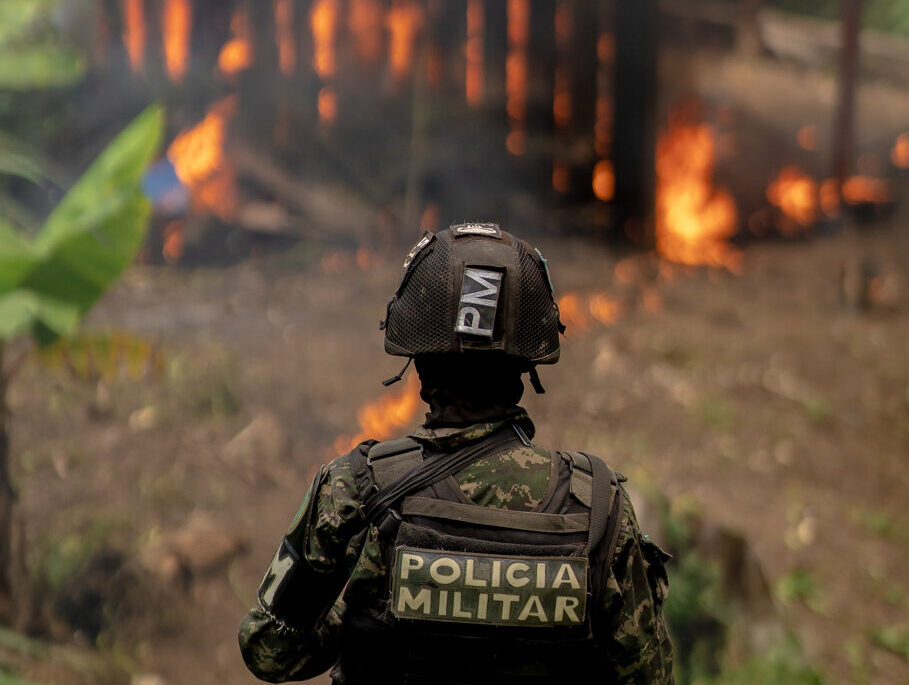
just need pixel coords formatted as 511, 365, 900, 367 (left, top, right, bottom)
239, 413, 674, 683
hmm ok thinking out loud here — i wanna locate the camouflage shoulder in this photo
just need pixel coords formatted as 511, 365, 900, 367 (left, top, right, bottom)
455, 442, 553, 511
321, 440, 378, 522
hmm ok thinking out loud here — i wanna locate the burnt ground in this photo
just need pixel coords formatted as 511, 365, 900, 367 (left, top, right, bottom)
4, 220, 908, 685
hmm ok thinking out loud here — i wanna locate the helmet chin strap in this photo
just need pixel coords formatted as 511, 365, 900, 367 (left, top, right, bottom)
382, 356, 413, 387
528, 366, 546, 394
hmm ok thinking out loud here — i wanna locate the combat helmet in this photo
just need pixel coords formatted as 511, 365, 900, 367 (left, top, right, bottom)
380, 222, 564, 392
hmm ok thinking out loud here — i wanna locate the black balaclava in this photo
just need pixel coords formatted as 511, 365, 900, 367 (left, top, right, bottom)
415, 354, 527, 428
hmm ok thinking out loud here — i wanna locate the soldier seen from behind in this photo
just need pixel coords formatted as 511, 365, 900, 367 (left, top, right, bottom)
238, 224, 674, 683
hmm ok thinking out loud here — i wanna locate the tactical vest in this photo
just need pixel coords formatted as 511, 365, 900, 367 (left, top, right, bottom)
333, 426, 624, 685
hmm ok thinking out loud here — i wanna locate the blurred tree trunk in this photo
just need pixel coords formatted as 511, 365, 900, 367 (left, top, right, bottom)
0, 343, 15, 623
737, 0, 764, 56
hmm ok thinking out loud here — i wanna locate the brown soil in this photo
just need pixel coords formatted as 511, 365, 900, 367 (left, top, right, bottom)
6, 220, 908, 685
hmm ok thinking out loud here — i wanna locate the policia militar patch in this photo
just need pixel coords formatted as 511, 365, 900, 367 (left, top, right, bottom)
391, 547, 588, 627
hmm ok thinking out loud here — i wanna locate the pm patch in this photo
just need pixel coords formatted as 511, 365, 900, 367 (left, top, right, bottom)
455, 267, 502, 339
391, 547, 588, 627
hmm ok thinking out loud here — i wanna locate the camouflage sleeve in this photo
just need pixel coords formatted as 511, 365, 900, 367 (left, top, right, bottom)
599, 489, 674, 684
238, 445, 372, 682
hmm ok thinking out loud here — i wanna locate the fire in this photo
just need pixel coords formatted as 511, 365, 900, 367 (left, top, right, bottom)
334, 375, 422, 454
588, 294, 622, 324
162, 0, 191, 82
557, 293, 588, 331
819, 178, 840, 217
167, 96, 238, 220
162, 220, 185, 264
842, 175, 891, 205
893, 133, 909, 169
387, 0, 424, 81
655, 113, 740, 271
218, 8, 253, 75
349, 0, 384, 63
553, 1, 571, 127
796, 125, 817, 152
552, 162, 570, 194
321, 248, 376, 274
312, 0, 339, 79
465, 0, 485, 106
274, 0, 297, 76
766, 165, 818, 229
592, 160, 614, 201
121, 0, 146, 72
318, 87, 338, 124
558, 292, 623, 332
506, 0, 529, 156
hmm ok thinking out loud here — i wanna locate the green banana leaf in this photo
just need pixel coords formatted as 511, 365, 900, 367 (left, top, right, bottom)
0, 104, 163, 343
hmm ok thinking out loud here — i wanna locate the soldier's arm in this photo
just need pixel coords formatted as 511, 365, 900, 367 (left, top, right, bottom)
238, 445, 372, 682
600, 490, 675, 684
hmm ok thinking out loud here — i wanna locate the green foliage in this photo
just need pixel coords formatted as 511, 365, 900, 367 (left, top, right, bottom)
664, 551, 730, 681
854, 509, 909, 545
35, 331, 165, 383
32, 518, 117, 592
699, 640, 827, 685
0, 0, 85, 90
776, 568, 828, 613
772, 0, 909, 39
870, 622, 909, 662
0, 105, 164, 344
693, 393, 735, 432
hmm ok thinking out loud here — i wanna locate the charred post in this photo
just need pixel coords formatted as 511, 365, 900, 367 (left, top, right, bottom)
568, 0, 600, 199
613, 0, 658, 246
832, 0, 863, 205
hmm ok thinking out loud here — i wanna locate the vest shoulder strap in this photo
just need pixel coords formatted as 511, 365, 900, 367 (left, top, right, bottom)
366, 437, 423, 489
564, 451, 627, 566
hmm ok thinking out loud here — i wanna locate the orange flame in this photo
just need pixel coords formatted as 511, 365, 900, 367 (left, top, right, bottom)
891, 133, 909, 169
506, 0, 529, 156
842, 175, 891, 205
557, 293, 588, 332
162, 0, 191, 82
553, 1, 571, 127
312, 0, 339, 79
592, 160, 614, 201
167, 96, 238, 220
274, 0, 297, 76
655, 114, 740, 271
766, 165, 818, 229
819, 177, 840, 217
588, 293, 622, 324
387, 0, 424, 81
162, 220, 185, 264
558, 292, 624, 332
552, 162, 570, 194
334, 374, 423, 454
121, 0, 146, 72
218, 8, 253, 75
349, 0, 384, 63
466, 0, 485, 106
318, 86, 338, 123
796, 124, 817, 152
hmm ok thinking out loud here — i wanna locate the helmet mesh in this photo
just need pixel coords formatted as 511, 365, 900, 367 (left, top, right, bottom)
514, 242, 560, 361
386, 236, 454, 354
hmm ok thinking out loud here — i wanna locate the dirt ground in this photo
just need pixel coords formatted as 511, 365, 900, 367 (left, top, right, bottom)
5, 216, 907, 685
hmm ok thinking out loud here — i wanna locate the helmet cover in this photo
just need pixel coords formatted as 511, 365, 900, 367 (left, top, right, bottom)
382, 223, 563, 365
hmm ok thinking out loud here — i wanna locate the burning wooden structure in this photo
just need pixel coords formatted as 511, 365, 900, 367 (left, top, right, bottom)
77, 0, 905, 267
